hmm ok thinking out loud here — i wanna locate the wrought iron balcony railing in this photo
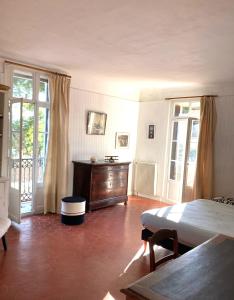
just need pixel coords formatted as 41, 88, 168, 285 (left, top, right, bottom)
11, 157, 45, 203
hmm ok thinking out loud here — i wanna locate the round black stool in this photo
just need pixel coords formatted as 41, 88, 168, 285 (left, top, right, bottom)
61, 196, 86, 225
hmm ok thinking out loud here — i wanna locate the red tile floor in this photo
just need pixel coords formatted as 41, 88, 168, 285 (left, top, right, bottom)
0, 196, 168, 300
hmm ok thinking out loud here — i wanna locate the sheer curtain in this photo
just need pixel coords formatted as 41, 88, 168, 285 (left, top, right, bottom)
194, 96, 217, 199
44, 74, 70, 213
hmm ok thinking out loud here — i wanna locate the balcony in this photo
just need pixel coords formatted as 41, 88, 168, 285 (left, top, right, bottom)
11, 157, 45, 214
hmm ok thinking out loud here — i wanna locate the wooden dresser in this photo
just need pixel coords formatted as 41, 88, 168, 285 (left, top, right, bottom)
72, 161, 131, 211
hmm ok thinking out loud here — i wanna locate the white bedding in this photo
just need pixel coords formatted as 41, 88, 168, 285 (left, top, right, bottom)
141, 199, 234, 247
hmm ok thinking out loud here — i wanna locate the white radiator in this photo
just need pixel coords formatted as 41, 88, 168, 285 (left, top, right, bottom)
134, 161, 157, 197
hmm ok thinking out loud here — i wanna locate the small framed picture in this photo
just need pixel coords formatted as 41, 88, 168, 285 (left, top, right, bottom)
86, 111, 107, 135
148, 124, 155, 139
115, 132, 129, 149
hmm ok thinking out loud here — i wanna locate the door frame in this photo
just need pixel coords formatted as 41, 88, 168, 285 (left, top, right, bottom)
165, 100, 200, 203
5, 65, 50, 222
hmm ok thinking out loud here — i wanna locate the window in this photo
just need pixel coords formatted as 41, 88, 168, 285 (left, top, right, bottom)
169, 101, 200, 181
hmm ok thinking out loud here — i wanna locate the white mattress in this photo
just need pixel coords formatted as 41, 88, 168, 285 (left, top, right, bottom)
141, 199, 234, 247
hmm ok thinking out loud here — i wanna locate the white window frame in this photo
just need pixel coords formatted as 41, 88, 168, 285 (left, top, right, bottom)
168, 100, 200, 182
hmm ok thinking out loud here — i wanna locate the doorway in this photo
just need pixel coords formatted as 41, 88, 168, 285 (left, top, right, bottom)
166, 101, 200, 203
8, 70, 49, 222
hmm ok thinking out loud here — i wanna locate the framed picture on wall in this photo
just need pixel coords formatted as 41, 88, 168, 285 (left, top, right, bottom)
148, 124, 155, 139
86, 111, 107, 135
115, 132, 129, 149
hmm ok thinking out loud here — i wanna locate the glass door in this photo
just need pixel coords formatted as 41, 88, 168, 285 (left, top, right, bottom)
9, 100, 22, 223
166, 101, 200, 203
167, 119, 188, 202
182, 119, 200, 202
8, 70, 49, 222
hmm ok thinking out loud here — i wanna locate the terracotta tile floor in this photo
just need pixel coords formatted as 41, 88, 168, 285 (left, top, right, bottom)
0, 196, 168, 300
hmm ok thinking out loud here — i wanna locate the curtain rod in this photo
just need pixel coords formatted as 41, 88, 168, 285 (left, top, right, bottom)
5, 60, 71, 79
165, 95, 218, 100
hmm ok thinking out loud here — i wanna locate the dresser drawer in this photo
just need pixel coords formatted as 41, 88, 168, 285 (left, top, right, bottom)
92, 164, 129, 174
92, 170, 128, 184
92, 177, 128, 189
91, 186, 127, 201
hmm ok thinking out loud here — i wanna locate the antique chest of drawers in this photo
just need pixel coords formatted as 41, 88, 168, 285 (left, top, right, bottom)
72, 161, 130, 211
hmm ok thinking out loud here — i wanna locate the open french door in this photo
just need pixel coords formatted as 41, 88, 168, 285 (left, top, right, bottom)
8, 99, 23, 223
8, 99, 36, 223
167, 117, 199, 203
7, 69, 49, 223
182, 119, 200, 201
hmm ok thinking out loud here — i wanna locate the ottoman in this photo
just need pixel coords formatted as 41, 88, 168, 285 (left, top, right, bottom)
61, 196, 86, 225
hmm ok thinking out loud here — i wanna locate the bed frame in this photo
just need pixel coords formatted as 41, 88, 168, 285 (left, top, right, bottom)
141, 228, 192, 255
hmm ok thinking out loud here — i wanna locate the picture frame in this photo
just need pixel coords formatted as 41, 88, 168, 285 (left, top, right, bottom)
148, 124, 155, 139
115, 132, 129, 149
86, 111, 107, 135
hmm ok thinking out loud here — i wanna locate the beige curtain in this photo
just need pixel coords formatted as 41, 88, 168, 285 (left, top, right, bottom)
44, 74, 70, 213
194, 96, 217, 199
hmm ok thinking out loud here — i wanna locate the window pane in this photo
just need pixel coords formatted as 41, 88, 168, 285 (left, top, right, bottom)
170, 161, 183, 181
174, 102, 189, 117
170, 161, 176, 180
38, 132, 48, 158
174, 105, 180, 117
191, 102, 200, 118
13, 72, 33, 99
172, 122, 178, 140
11, 131, 20, 159
188, 143, 197, 163
37, 107, 49, 183
39, 77, 49, 102
171, 142, 177, 160
176, 163, 182, 181
38, 107, 49, 133
191, 120, 199, 138
22, 103, 34, 158
182, 106, 189, 115
11, 102, 21, 131
37, 157, 46, 183
177, 143, 184, 161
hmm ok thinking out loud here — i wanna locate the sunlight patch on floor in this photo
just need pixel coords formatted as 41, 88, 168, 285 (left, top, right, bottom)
103, 292, 116, 300
119, 244, 150, 277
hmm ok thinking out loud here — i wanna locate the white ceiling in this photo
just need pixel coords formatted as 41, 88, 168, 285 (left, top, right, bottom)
1, 0, 234, 88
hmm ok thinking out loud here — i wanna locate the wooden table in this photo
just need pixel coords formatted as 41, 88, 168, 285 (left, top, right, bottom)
121, 235, 234, 300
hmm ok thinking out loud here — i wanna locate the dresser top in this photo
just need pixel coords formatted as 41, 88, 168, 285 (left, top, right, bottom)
73, 160, 131, 166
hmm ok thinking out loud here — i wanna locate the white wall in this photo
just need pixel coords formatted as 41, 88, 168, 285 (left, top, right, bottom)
135, 100, 170, 199
137, 83, 234, 200
68, 87, 139, 194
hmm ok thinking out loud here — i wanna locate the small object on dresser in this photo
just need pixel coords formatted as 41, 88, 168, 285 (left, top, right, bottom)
104, 155, 119, 163
90, 156, 96, 163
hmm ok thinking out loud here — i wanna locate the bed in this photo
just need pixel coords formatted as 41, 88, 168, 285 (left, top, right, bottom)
141, 199, 234, 250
